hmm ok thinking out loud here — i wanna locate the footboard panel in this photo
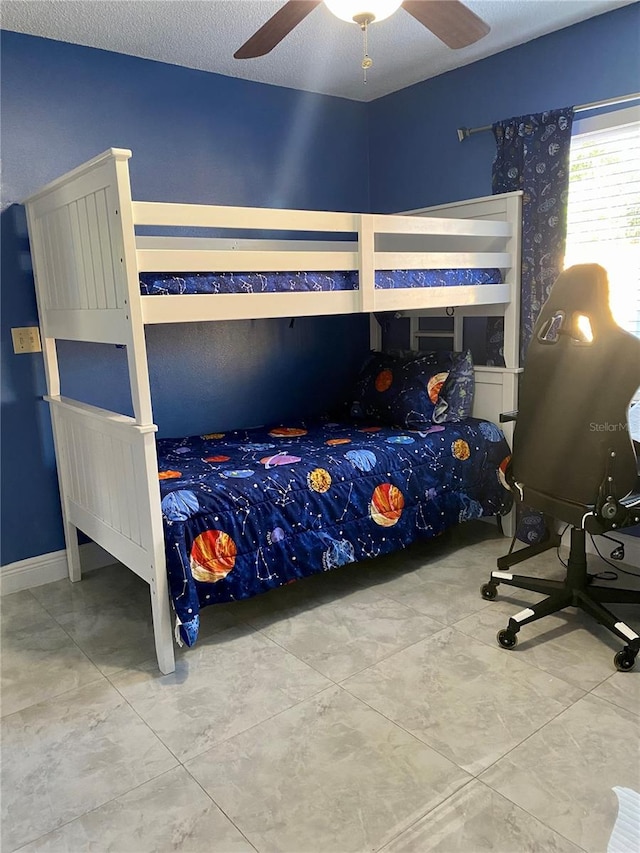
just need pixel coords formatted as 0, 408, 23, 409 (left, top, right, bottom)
47, 396, 161, 583
47, 395, 176, 673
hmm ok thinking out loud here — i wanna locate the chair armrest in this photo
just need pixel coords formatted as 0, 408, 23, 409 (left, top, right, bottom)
598, 490, 640, 530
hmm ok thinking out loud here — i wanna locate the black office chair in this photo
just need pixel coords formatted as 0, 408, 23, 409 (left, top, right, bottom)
481, 264, 640, 671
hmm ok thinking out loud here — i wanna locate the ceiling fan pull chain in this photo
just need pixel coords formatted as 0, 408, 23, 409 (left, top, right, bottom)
360, 19, 373, 83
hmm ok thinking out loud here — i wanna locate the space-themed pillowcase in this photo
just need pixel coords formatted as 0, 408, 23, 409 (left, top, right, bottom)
433, 349, 475, 424
350, 349, 474, 428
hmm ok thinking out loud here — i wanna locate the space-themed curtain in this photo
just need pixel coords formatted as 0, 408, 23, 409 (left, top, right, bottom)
486, 107, 575, 368
487, 107, 574, 545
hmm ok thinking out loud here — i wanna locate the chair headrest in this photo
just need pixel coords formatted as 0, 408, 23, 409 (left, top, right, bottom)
539, 263, 616, 342
512, 264, 640, 509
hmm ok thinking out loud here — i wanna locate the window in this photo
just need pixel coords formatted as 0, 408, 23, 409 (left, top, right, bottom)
564, 105, 640, 338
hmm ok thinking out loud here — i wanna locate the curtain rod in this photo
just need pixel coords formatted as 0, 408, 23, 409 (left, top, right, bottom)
456, 92, 640, 142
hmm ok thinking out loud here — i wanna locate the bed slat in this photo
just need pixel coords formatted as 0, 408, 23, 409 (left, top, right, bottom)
136, 249, 359, 274
375, 251, 510, 270
373, 283, 511, 312
133, 201, 359, 233
141, 290, 362, 323
373, 213, 512, 237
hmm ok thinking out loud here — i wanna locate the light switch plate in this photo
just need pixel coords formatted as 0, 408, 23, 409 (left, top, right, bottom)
11, 326, 42, 353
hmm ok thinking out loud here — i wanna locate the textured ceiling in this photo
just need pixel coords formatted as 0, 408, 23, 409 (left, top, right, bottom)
1, 0, 634, 101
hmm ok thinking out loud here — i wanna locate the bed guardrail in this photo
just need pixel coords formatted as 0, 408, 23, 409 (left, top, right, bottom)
24, 148, 520, 369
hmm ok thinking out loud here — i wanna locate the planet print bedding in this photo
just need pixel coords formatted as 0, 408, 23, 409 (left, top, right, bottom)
157, 417, 512, 646
139, 267, 503, 295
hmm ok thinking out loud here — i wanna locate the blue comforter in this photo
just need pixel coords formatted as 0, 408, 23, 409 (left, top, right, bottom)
157, 418, 512, 645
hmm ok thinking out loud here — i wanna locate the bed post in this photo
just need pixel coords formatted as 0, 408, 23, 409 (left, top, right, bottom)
141, 433, 176, 675
359, 215, 375, 315
111, 153, 155, 426
501, 193, 522, 370
25, 206, 84, 582
369, 314, 382, 350
111, 152, 175, 673
495, 193, 521, 538
50, 415, 83, 583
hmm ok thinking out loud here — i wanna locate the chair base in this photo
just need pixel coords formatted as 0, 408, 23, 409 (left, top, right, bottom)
482, 528, 640, 671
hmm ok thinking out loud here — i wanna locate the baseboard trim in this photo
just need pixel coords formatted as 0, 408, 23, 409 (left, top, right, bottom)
0, 543, 116, 595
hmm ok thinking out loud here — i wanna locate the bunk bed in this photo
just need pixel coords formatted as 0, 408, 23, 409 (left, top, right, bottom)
23, 148, 523, 674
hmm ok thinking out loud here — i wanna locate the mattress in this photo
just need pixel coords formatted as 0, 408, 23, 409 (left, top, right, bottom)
157, 417, 512, 646
140, 268, 503, 295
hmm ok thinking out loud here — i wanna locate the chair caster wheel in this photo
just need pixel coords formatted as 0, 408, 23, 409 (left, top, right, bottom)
481, 583, 498, 600
614, 650, 636, 672
497, 629, 518, 649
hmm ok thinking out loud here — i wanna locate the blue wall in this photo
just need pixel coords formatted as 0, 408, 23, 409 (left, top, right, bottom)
368, 3, 640, 212
0, 32, 370, 565
2, 4, 638, 565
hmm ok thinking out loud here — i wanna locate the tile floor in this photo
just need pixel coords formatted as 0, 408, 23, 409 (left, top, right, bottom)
2, 521, 639, 853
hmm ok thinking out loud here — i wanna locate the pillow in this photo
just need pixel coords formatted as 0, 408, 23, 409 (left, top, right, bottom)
350, 349, 474, 428
433, 349, 475, 424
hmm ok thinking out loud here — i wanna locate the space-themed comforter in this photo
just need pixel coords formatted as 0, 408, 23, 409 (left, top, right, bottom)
140, 267, 502, 295
157, 418, 512, 646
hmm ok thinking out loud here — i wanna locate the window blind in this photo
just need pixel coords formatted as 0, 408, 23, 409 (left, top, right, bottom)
564, 116, 640, 338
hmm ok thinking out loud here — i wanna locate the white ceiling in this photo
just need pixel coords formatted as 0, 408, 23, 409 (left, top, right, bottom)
1, 0, 634, 102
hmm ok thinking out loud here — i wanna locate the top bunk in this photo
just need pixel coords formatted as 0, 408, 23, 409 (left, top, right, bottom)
23, 147, 522, 339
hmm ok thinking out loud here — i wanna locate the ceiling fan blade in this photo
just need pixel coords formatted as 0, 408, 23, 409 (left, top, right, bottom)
234, 1, 322, 59
402, 0, 490, 49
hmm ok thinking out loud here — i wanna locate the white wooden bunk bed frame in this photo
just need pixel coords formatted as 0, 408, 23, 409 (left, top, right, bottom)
23, 148, 522, 675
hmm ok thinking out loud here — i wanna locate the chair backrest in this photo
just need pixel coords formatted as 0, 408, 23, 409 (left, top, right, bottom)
511, 264, 640, 508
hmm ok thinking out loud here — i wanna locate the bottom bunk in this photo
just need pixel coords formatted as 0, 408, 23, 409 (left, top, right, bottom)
158, 416, 513, 647
46, 357, 519, 673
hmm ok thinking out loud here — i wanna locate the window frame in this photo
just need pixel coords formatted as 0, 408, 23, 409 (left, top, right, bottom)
564, 103, 640, 339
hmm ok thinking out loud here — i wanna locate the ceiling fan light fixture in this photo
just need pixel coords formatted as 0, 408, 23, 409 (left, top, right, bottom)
324, 0, 402, 24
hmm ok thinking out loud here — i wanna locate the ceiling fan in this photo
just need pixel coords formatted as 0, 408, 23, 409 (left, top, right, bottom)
234, 0, 491, 60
